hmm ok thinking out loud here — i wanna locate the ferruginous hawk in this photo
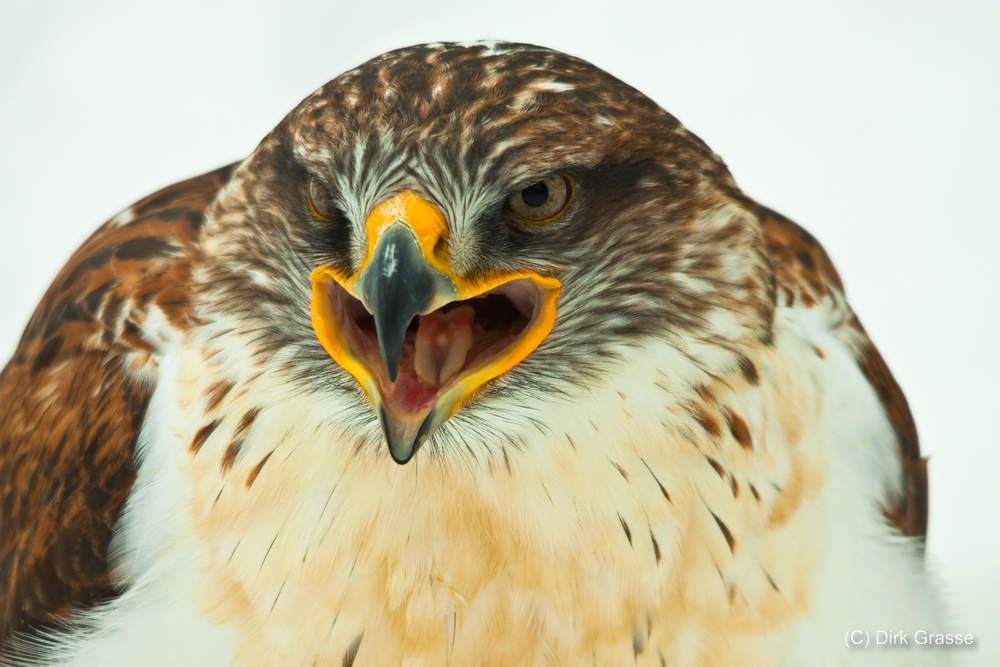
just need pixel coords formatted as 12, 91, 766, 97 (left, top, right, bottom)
0, 43, 943, 666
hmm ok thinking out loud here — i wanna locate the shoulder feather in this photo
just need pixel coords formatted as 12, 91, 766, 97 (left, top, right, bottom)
757, 205, 928, 541
0, 163, 238, 646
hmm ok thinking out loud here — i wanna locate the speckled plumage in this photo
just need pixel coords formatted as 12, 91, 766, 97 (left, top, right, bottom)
1, 43, 939, 666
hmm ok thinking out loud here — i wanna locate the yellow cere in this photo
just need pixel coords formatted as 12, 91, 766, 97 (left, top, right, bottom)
309, 191, 561, 415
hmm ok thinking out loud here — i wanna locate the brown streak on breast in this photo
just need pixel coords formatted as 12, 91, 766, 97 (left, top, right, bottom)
641, 459, 672, 504
221, 439, 244, 474
709, 510, 735, 553
191, 420, 222, 454
722, 408, 753, 451
234, 407, 262, 439
611, 460, 630, 482
619, 515, 632, 545
245, 451, 273, 489
343, 632, 364, 667
690, 403, 722, 439
737, 355, 759, 385
205, 380, 235, 412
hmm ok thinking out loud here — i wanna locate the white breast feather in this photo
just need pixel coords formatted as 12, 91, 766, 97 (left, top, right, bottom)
17, 304, 945, 667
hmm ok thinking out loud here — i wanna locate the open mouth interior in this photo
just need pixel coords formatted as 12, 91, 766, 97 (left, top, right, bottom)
324, 279, 542, 415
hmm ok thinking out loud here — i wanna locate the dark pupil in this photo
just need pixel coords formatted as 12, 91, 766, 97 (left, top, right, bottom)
521, 182, 549, 208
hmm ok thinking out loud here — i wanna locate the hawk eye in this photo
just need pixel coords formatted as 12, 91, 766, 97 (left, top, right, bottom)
505, 174, 573, 224
307, 177, 337, 221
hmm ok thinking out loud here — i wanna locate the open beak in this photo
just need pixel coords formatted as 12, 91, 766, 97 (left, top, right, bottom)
310, 191, 560, 464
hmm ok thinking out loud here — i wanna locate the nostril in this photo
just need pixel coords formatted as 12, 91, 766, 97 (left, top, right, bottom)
433, 236, 449, 263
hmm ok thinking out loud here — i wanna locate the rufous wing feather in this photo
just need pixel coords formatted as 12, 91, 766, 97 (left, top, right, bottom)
0, 163, 238, 645
758, 205, 927, 541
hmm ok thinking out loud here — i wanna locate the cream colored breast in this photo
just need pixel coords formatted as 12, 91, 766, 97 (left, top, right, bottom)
175, 327, 834, 667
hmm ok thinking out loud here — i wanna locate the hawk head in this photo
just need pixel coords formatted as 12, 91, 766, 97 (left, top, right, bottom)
197, 42, 773, 464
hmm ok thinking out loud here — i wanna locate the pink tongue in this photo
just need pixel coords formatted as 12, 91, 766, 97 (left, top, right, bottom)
414, 305, 475, 388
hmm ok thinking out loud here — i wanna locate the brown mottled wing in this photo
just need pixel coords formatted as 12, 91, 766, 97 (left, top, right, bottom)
757, 205, 928, 541
0, 163, 238, 645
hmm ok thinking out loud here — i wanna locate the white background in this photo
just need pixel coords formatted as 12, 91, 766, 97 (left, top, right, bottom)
1, 1, 997, 663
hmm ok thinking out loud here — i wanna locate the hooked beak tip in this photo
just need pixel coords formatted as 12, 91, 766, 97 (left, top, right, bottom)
389, 442, 417, 465
380, 407, 428, 465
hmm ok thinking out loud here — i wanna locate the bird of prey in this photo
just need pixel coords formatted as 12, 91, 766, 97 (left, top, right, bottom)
0, 43, 943, 666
